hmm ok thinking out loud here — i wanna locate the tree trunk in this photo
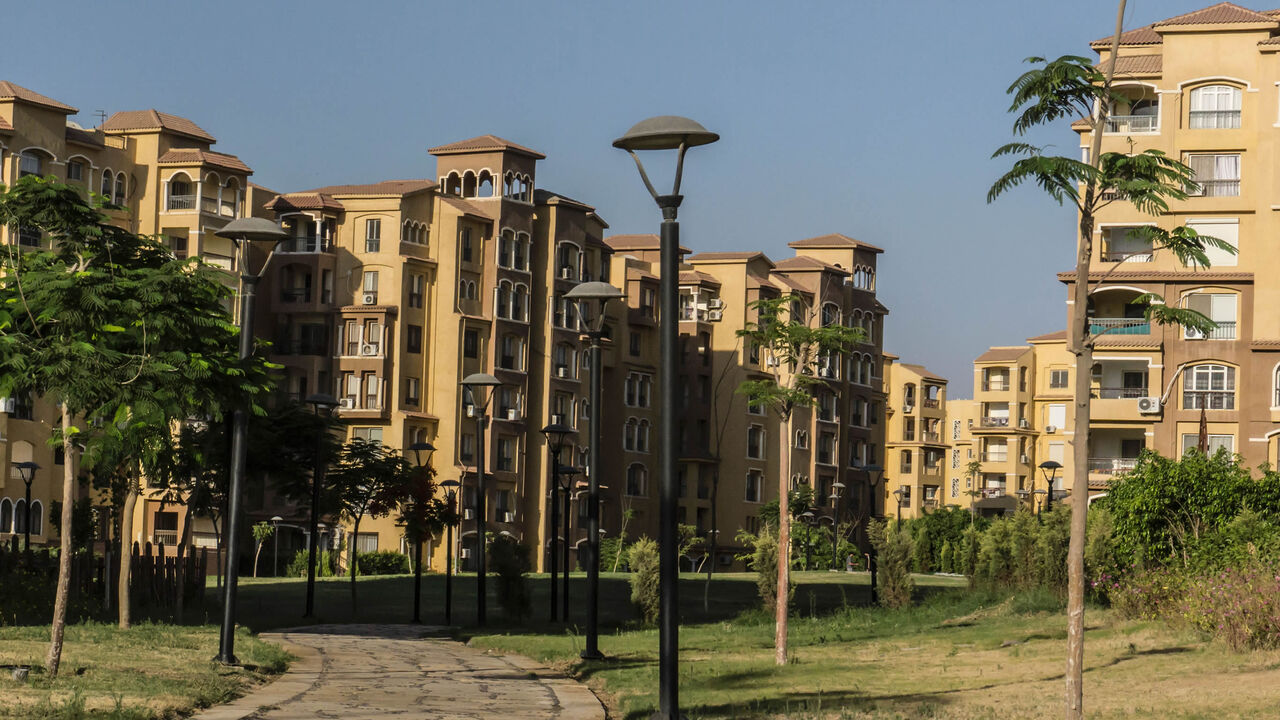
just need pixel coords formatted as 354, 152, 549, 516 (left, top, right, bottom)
350, 517, 361, 614
117, 480, 139, 629
176, 500, 195, 623
704, 473, 718, 614
1066, 3, 1125, 717
45, 406, 76, 677
253, 539, 263, 578
774, 411, 792, 666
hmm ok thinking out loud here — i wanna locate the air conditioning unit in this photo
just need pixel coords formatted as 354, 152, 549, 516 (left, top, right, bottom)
1137, 396, 1162, 414
1020, 454, 1030, 464
559, 267, 574, 279
460, 548, 472, 559
707, 298, 724, 310
0, 397, 14, 414
360, 344, 378, 356
1185, 328, 1206, 340
361, 293, 377, 305
556, 365, 569, 378
820, 367, 835, 379
1045, 425, 1058, 434
465, 404, 476, 417
337, 398, 355, 409
765, 357, 779, 368
502, 512, 515, 523
1019, 418, 1030, 429
506, 408, 518, 421
707, 309, 723, 321
463, 509, 475, 520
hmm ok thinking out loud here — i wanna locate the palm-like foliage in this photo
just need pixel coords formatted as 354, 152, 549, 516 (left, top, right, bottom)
327, 439, 414, 610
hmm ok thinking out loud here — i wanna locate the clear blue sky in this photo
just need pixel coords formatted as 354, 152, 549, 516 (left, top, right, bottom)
6, 1, 1218, 395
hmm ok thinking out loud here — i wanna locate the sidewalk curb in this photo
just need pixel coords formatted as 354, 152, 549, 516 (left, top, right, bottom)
190, 633, 322, 720
500, 652, 608, 720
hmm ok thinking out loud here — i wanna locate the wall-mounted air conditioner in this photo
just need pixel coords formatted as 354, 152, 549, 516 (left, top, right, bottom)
0, 397, 14, 414
559, 267, 574, 279
337, 398, 355, 410
506, 408, 518, 421
1045, 425, 1057, 434
465, 404, 476, 417
707, 298, 724, 310
1020, 454, 1030, 464
460, 548, 472, 559
361, 344, 379, 356
556, 366, 569, 378
1019, 418, 1030, 429
361, 293, 377, 305
765, 357, 779, 368
463, 508, 475, 520
502, 512, 515, 523
1137, 396, 1162, 414
708, 309, 723, 321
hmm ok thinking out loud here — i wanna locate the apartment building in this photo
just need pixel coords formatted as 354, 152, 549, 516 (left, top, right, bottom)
882, 356, 948, 519
0, 82, 265, 549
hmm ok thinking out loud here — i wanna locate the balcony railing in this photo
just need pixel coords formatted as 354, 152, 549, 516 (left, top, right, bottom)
1100, 249, 1153, 262
981, 487, 1006, 499
979, 417, 1010, 428
1097, 386, 1147, 399
1189, 321, 1236, 340
280, 288, 312, 303
278, 237, 329, 253
1189, 110, 1240, 129
1183, 390, 1235, 410
1089, 318, 1149, 336
1104, 114, 1158, 133
1088, 457, 1138, 474
167, 194, 195, 211
1189, 179, 1240, 197
153, 531, 179, 547
923, 431, 941, 443
923, 398, 940, 409
200, 197, 219, 214
982, 452, 1009, 463
981, 381, 1009, 392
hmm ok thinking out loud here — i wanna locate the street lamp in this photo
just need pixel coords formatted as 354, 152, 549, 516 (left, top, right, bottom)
440, 479, 460, 624
829, 482, 845, 571
13, 462, 39, 551
409, 441, 437, 624
614, 114, 718, 720
213, 217, 288, 665
559, 466, 582, 622
1033, 488, 1049, 516
1038, 460, 1062, 513
798, 511, 816, 571
859, 464, 884, 601
270, 516, 283, 578
566, 280, 624, 659
892, 486, 906, 530
461, 372, 502, 627
540, 422, 576, 622
304, 392, 338, 620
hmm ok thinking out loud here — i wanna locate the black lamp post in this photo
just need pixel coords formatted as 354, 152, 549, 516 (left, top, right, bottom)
799, 511, 816, 571
565, 280, 624, 659
559, 467, 581, 622
304, 392, 338, 619
859, 464, 884, 600
440, 479, 460, 624
409, 441, 437, 624
270, 516, 282, 577
1033, 489, 1048, 516
892, 486, 906, 530
540, 422, 576, 622
1039, 460, 1062, 513
829, 482, 845, 571
14, 462, 39, 551
213, 217, 288, 665
461, 372, 502, 627
614, 115, 718, 720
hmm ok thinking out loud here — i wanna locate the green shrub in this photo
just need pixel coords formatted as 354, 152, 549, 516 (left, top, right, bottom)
599, 535, 629, 572
938, 540, 954, 574
911, 522, 933, 573
628, 537, 660, 623
869, 520, 914, 608
356, 550, 410, 576
284, 549, 337, 578
1034, 507, 1070, 591
958, 525, 980, 576
488, 534, 532, 621
1008, 511, 1039, 588
976, 517, 1014, 586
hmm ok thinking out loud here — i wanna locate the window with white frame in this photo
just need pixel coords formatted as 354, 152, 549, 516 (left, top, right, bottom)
362, 271, 379, 300
1181, 433, 1234, 457
1274, 364, 1280, 408
626, 463, 647, 496
498, 231, 515, 267
1049, 369, 1069, 388
1189, 85, 1242, 129
794, 429, 809, 449
1183, 293, 1236, 339
747, 425, 765, 459
1183, 363, 1236, 410
19, 151, 41, 177
365, 219, 381, 252
1184, 219, 1238, 269
404, 376, 420, 406
352, 426, 383, 443
745, 469, 763, 503
496, 436, 515, 472
817, 432, 835, 465
638, 419, 651, 453
624, 418, 638, 451
66, 160, 84, 181
1186, 153, 1240, 197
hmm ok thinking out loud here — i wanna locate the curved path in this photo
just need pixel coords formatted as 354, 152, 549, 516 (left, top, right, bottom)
194, 624, 605, 720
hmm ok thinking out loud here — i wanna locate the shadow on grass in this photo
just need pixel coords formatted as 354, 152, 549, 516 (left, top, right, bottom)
623, 688, 958, 720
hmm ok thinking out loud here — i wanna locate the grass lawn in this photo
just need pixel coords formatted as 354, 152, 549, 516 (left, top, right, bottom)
0, 623, 289, 719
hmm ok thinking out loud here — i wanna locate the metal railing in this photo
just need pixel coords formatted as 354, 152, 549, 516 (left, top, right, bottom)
1183, 390, 1235, 410
1189, 110, 1240, 129
1089, 318, 1150, 335
981, 381, 1009, 392
1189, 179, 1240, 197
979, 417, 1010, 428
902, 431, 915, 442
923, 431, 941, 443
1100, 249, 1153, 262
167, 194, 195, 211
1087, 457, 1138, 474
1097, 386, 1147, 399
1104, 114, 1158, 133
1187, 321, 1236, 340
153, 531, 179, 547
200, 197, 219, 214
923, 398, 940, 409
981, 487, 1006, 499
982, 452, 1008, 463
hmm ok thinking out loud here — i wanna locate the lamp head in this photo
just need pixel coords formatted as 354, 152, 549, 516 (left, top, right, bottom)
306, 393, 339, 414
14, 461, 38, 483
270, 515, 283, 524
540, 422, 577, 448
409, 441, 437, 467
613, 116, 720, 151
565, 281, 625, 333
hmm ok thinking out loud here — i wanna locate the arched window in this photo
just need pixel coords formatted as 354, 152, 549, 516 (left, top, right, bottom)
166, 172, 192, 211
115, 172, 127, 205
624, 418, 638, 451
1190, 85, 1242, 129
556, 242, 580, 280
626, 463, 647, 496
554, 343, 576, 378
498, 230, 515, 267
445, 172, 462, 196
478, 170, 494, 198
512, 284, 528, 321
1273, 364, 1280, 408
638, 419, 651, 453
496, 280, 512, 319
821, 302, 840, 327
462, 170, 477, 197
101, 169, 114, 199
747, 424, 765, 459
1183, 363, 1236, 410
13, 499, 26, 534
18, 150, 44, 177
29, 501, 42, 535
0, 498, 11, 533
515, 232, 530, 270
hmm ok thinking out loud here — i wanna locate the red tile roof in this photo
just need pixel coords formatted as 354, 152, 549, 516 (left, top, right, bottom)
605, 234, 660, 250
1153, 2, 1276, 26
428, 134, 545, 159
787, 232, 884, 253
305, 179, 435, 197
265, 193, 343, 212
975, 347, 1030, 363
1028, 330, 1068, 343
678, 270, 721, 287
440, 195, 495, 221
772, 255, 851, 275
686, 251, 770, 263
101, 110, 215, 143
1090, 25, 1163, 48
0, 81, 77, 113
769, 273, 811, 294
64, 125, 104, 148
0, 116, 15, 133
157, 149, 251, 174
900, 363, 948, 383
1097, 54, 1163, 76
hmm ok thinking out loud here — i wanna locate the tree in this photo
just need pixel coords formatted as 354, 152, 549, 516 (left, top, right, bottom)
986, 5, 1236, 712
328, 438, 413, 611
0, 177, 271, 676
737, 295, 861, 665
252, 521, 275, 578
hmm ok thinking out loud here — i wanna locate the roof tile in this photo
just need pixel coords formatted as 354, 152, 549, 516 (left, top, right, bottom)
788, 232, 884, 253
64, 125, 104, 148
975, 347, 1030, 364
265, 193, 343, 212
1091, 25, 1163, 48
1153, 2, 1275, 26
157, 149, 251, 174
303, 179, 435, 197
428, 134, 545, 159
1097, 54, 1163, 76
0, 81, 77, 113
101, 109, 215, 142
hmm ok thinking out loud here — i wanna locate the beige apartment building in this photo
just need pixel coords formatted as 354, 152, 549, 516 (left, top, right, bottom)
882, 356, 948, 519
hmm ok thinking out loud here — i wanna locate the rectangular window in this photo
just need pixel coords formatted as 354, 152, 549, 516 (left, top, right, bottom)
1186, 153, 1241, 197
67, 161, 84, 181
1183, 364, 1235, 409
19, 153, 40, 177
745, 470, 762, 503
747, 425, 765, 459
352, 426, 383, 443
365, 219, 381, 252
463, 329, 479, 358
408, 274, 424, 308
1185, 219, 1239, 269
629, 332, 641, 357
640, 287, 656, 319
1181, 433, 1234, 457
406, 324, 422, 353
460, 433, 475, 463
1047, 403, 1066, 429
405, 376, 420, 406
1049, 369, 1069, 388
1184, 293, 1237, 339
356, 532, 379, 553
460, 227, 473, 263
497, 437, 515, 472
362, 270, 379, 299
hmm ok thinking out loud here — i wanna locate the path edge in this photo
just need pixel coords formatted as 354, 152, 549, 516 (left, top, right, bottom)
189, 633, 321, 720
498, 651, 608, 720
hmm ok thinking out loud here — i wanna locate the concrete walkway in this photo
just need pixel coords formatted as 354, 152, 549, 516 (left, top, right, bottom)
194, 624, 606, 720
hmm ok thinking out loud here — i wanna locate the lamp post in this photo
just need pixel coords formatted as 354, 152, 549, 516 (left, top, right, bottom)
1033, 489, 1048, 516
614, 115, 718, 720
540, 422, 576, 622
213, 217, 288, 665
566, 280, 624, 659
270, 516, 282, 577
409, 441, 437, 624
13, 462, 39, 550
892, 486, 906, 530
461, 372, 502, 627
859, 464, 884, 601
1038, 460, 1062, 513
304, 393, 338, 619
799, 511, 815, 571
439, 479, 459, 624
560, 467, 581, 622
829, 482, 845, 571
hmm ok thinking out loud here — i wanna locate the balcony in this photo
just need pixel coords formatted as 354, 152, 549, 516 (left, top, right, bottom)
1089, 318, 1149, 336
979, 417, 1010, 428
1100, 249, 1153, 263
1189, 110, 1240, 129
280, 287, 313, 303
981, 487, 1006, 499
278, 236, 330, 253
1087, 457, 1138, 475
152, 531, 179, 547
981, 381, 1009, 392
923, 398, 940, 409
1104, 115, 1158, 133
982, 452, 1008, 463
1097, 386, 1146, 399
167, 194, 195, 211
1187, 321, 1236, 341
923, 431, 941, 443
